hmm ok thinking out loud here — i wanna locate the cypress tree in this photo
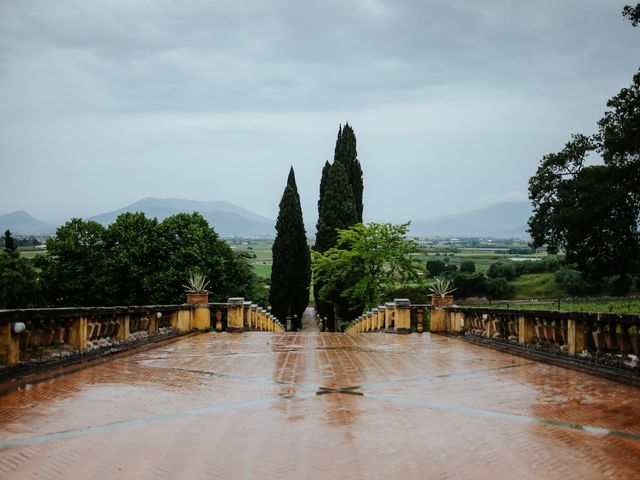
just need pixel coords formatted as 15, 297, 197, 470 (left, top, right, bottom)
334, 123, 364, 223
3, 230, 17, 252
270, 167, 311, 330
315, 161, 358, 254
314, 161, 333, 252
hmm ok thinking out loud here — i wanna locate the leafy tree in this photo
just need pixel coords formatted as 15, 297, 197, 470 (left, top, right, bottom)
151, 212, 255, 304
0, 251, 41, 308
528, 9, 640, 288
313, 223, 420, 315
554, 267, 588, 295
37, 218, 108, 306
99, 213, 162, 305
459, 260, 476, 273
623, 3, 640, 26
270, 167, 311, 329
452, 272, 486, 298
487, 261, 518, 281
426, 259, 446, 277
485, 277, 515, 300
3, 230, 17, 252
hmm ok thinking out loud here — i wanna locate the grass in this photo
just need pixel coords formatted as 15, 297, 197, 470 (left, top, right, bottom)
511, 273, 565, 299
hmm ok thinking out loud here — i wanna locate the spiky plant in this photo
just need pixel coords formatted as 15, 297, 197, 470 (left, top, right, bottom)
428, 278, 456, 298
182, 271, 211, 294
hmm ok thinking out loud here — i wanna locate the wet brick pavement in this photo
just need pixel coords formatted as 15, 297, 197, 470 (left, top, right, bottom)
1, 331, 639, 479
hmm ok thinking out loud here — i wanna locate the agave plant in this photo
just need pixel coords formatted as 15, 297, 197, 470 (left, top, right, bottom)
182, 271, 211, 294
428, 278, 456, 298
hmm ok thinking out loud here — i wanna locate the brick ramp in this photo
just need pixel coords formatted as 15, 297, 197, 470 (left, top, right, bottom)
1, 332, 639, 479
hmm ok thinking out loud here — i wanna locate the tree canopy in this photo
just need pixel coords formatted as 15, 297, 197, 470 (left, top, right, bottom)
528, 9, 640, 292
313, 223, 420, 314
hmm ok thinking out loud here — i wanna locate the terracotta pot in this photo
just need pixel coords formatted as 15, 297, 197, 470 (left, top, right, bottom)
431, 295, 454, 307
187, 293, 209, 305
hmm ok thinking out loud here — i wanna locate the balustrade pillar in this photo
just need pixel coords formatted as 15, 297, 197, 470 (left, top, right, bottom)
227, 298, 245, 332
192, 305, 211, 332
68, 316, 88, 351
250, 304, 257, 330
394, 299, 411, 333
567, 318, 585, 356
518, 315, 533, 344
385, 302, 395, 330
0, 322, 20, 365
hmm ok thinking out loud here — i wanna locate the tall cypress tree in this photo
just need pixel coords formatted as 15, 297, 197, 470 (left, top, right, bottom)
314, 161, 333, 252
315, 161, 358, 255
334, 123, 364, 223
270, 167, 311, 330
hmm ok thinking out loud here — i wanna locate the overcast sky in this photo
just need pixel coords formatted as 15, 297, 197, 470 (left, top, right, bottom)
1, 0, 638, 225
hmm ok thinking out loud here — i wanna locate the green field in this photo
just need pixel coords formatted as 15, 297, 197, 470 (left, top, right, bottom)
230, 240, 274, 279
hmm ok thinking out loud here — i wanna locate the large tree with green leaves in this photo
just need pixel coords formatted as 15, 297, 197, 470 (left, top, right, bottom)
528, 6, 640, 293
270, 168, 311, 329
313, 223, 420, 323
0, 250, 41, 308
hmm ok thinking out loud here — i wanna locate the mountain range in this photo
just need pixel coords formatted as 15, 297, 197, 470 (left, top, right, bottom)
409, 201, 532, 238
0, 199, 533, 238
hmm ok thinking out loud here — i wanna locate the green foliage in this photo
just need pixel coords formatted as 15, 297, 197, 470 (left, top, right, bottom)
623, 4, 640, 26
36, 213, 258, 307
426, 259, 446, 277
313, 223, 419, 315
315, 161, 358, 253
182, 271, 211, 293
554, 267, 588, 295
384, 284, 431, 304
487, 261, 518, 281
451, 273, 485, 298
459, 260, 476, 273
428, 277, 456, 298
270, 167, 311, 328
3, 230, 16, 252
334, 124, 364, 223
528, 14, 640, 285
0, 251, 41, 308
485, 277, 516, 300
36, 218, 108, 306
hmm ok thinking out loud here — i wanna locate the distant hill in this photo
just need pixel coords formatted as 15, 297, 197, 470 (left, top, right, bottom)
0, 210, 55, 235
410, 202, 532, 238
89, 197, 275, 237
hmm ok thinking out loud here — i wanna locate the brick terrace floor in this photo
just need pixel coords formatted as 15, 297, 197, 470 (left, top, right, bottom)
1, 332, 640, 479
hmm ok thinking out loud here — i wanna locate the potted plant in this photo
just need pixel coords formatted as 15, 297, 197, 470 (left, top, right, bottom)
429, 278, 456, 307
183, 271, 211, 304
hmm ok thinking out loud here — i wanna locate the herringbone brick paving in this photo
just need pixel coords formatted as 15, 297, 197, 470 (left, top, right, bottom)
1, 329, 639, 479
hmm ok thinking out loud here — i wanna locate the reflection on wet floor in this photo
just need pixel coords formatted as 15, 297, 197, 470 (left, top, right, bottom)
1, 331, 639, 479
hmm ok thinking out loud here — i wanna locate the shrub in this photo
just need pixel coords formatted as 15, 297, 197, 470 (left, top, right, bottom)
554, 267, 588, 295
459, 260, 476, 273
452, 272, 487, 298
485, 277, 516, 300
487, 261, 517, 280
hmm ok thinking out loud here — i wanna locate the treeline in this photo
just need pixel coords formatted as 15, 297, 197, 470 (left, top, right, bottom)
0, 213, 267, 309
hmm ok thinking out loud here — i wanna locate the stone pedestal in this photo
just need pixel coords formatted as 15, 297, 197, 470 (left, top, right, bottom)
394, 298, 411, 333
192, 306, 211, 332
567, 318, 585, 356
227, 298, 245, 332
385, 302, 395, 330
0, 323, 20, 365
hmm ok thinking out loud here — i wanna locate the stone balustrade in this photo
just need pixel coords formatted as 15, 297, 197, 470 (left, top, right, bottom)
0, 298, 283, 368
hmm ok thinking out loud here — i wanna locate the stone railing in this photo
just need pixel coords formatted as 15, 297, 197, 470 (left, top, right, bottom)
0, 298, 283, 368
345, 299, 428, 334
431, 306, 640, 380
